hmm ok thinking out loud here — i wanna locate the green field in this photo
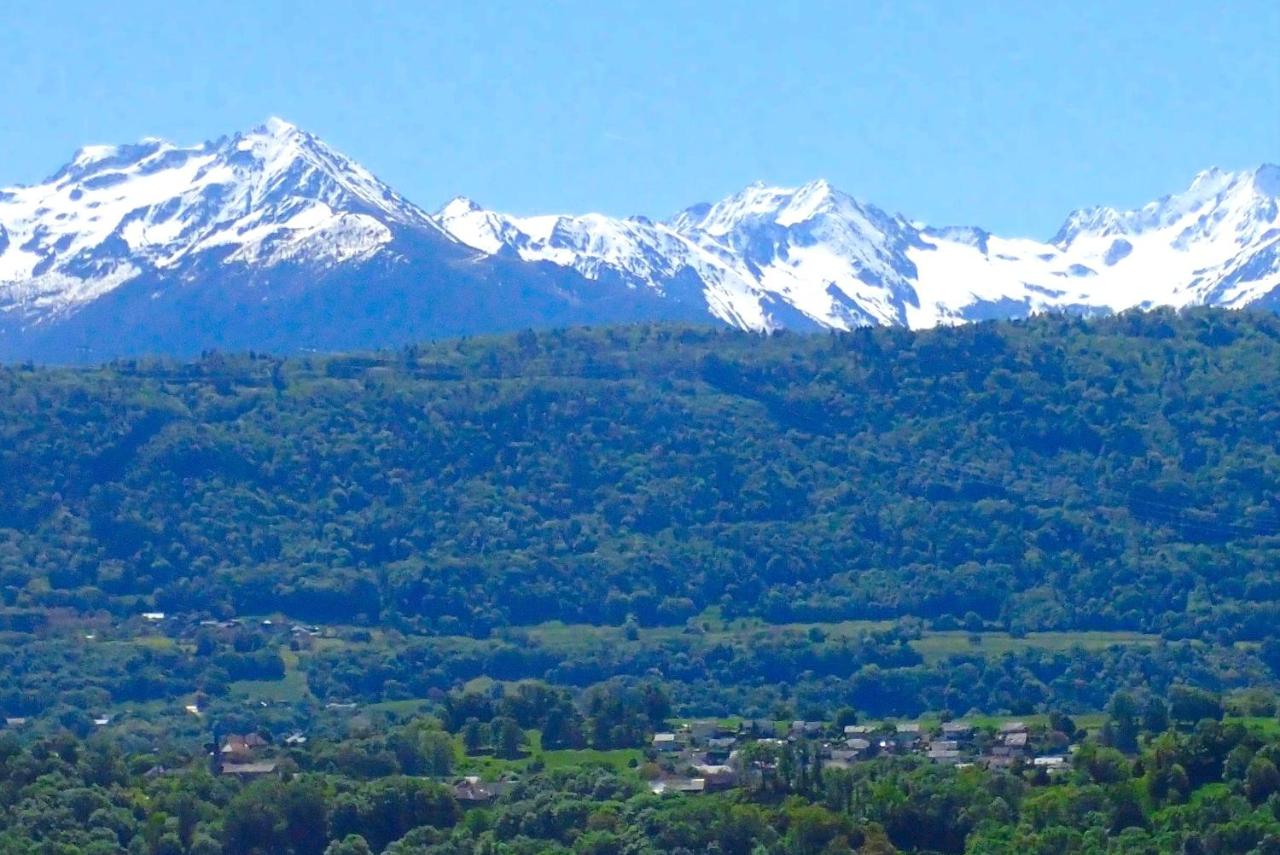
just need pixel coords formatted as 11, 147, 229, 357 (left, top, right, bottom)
520, 619, 1160, 664
229, 647, 313, 703
911, 630, 1160, 664
456, 729, 642, 779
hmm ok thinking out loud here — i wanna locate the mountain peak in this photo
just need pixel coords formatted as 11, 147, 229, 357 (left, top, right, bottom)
437, 196, 482, 218
256, 116, 302, 138
3, 121, 1279, 361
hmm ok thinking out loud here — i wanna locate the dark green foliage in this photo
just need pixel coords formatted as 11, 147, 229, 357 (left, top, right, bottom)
2, 310, 1280, 724
2, 309, 1279, 637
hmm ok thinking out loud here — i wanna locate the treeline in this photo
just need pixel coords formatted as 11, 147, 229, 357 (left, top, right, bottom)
302, 625, 1276, 720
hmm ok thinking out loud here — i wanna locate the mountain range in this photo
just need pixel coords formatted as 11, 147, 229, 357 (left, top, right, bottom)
1, 118, 1276, 361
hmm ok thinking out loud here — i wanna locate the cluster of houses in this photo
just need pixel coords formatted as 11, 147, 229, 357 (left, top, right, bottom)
646, 718, 1072, 794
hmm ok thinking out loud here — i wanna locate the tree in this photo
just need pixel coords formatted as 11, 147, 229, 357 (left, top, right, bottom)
222, 781, 288, 855
1261, 637, 1280, 676
1169, 686, 1224, 725
1142, 697, 1170, 735
492, 716, 524, 760
462, 718, 487, 755
325, 836, 373, 855
1105, 691, 1141, 753
834, 707, 859, 729
420, 730, 456, 776
329, 777, 460, 852
1245, 757, 1280, 805
282, 777, 330, 855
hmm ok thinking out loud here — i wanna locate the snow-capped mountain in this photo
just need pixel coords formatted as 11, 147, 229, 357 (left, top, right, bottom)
0, 119, 687, 360
0, 117, 1276, 362
0, 118, 440, 320
437, 165, 1280, 332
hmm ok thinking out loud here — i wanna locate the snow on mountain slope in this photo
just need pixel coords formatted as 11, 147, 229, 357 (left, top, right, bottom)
1, 116, 1276, 357
0, 118, 442, 322
434, 196, 772, 329
669, 179, 925, 328
439, 165, 1280, 331
906, 166, 1280, 325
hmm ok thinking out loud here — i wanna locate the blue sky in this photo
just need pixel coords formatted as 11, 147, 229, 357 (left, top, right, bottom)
2, 1, 1276, 236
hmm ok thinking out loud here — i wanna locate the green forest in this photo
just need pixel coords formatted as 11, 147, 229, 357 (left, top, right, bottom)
4, 307, 1280, 851
2, 309, 1280, 726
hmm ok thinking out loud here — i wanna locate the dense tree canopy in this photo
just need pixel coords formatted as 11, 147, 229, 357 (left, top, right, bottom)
1, 309, 1279, 722
2, 308, 1277, 637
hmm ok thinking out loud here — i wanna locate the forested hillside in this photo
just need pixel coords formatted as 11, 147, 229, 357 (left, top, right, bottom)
5, 308, 1279, 631
2, 308, 1280, 721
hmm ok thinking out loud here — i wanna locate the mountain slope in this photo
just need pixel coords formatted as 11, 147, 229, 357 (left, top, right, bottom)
0, 119, 435, 317
0, 118, 1276, 361
439, 166, 1280, 331
0, 120, 697, 361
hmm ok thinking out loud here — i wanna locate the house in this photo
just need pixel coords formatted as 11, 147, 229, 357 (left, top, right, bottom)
92, 716, 111, 727
652, 732, 679, 752
703, 739, 737, 764
686, 720, 720, 744
1003, 732, 1029, 750
1033, 755, 1069, 772
999, 721, 1028, 735
220, 761, 278, 778
283, 732, 308, 746
692, 764, 737, 790
941, 722, 974, 742
989, 745, 1017, 761
846, 738, 872, 755
454, 776, 507, 803
790, 721, 824, 738
844, 725, 873, 737
895, 724, 922, 749
221, 733, 268, 761
827, 749, 861, 767
141, 612, 166, 622
650, 776, 707, 795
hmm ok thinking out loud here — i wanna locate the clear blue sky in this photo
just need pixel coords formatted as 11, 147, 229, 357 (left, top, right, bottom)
2, 1, 1277, 236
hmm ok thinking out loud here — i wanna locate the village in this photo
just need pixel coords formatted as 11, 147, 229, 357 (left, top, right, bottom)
641, 717, 1074, 796
177, 713, 1078, 808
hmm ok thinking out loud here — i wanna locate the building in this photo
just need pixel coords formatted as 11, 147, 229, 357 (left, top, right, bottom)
650, 777, 707, 795
221, 733, 268, 761
790, 721, 824, 738
453, 776, 510, 803
895, 723, 923, 750
685, 720, 720, 744
220, 761, 278, 778
1033, 755, 1069, 772
692, 764, 737, 790
652, 732, 679, 752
